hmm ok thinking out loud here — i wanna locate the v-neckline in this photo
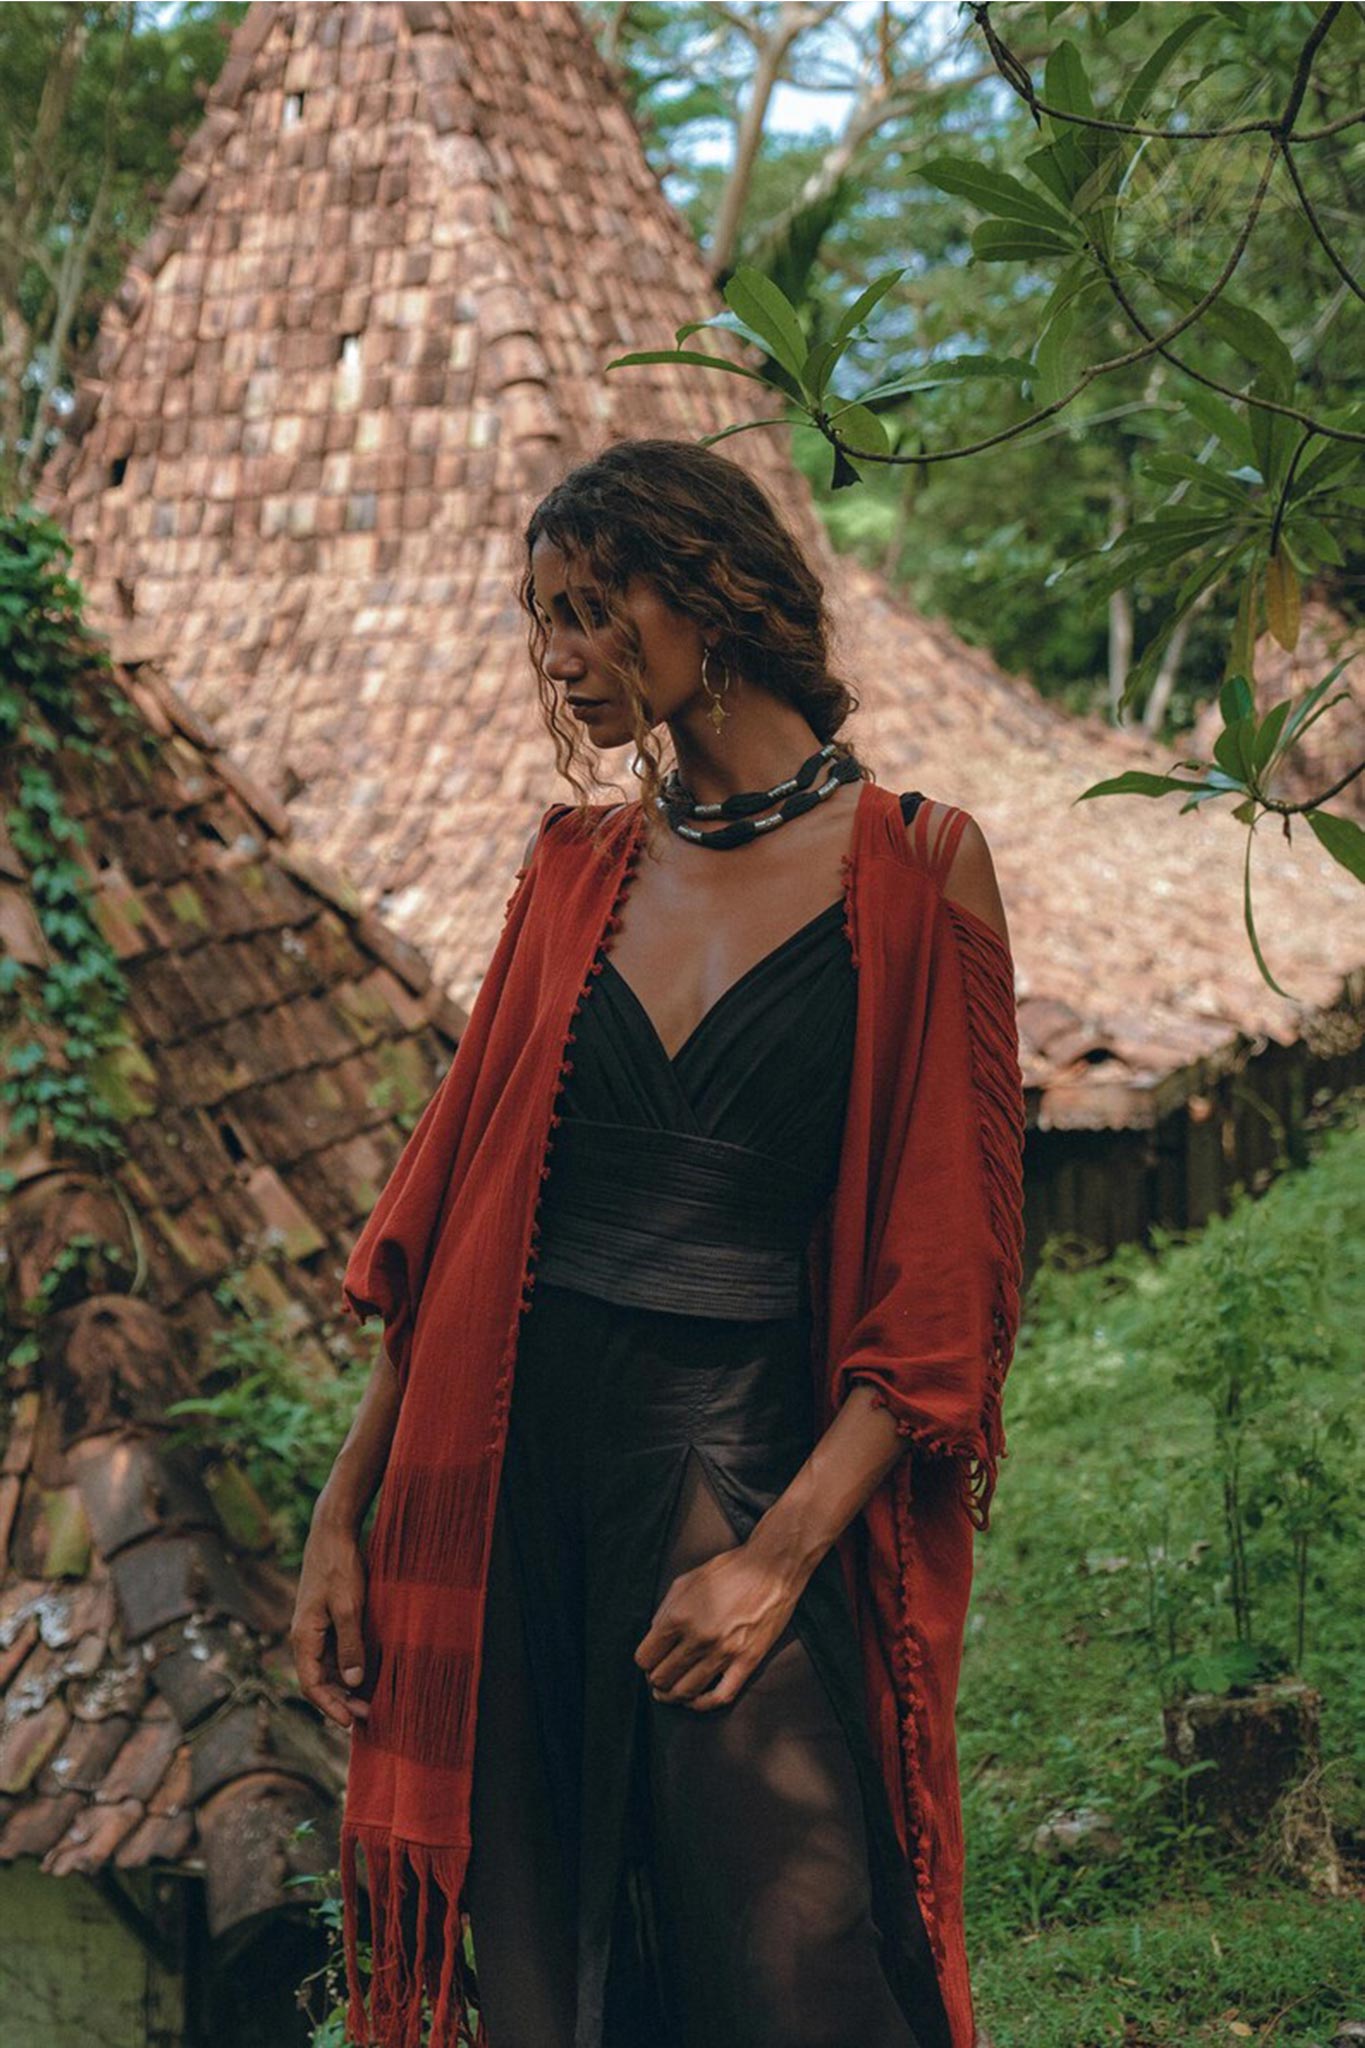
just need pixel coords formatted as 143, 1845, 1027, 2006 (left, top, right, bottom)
600, 896, 848, 1069
595, 775, 871, 1068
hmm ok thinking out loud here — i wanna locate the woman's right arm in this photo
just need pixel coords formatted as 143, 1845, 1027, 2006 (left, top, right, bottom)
291, 820, 545, 1731
314, 1342, 404, 1535
291, 1346, 402, 1730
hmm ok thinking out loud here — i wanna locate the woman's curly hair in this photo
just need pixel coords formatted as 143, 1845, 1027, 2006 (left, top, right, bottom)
518, 437, 867, 859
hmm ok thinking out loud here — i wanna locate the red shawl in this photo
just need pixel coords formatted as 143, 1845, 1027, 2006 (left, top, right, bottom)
337, 778, 1026, 2048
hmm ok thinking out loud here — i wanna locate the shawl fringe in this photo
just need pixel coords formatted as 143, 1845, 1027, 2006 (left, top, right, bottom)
857, 895, 1026, 1534
889, 1451, 948, 1976
942, 897, 1027, 1533
340, 1823, 485, 2047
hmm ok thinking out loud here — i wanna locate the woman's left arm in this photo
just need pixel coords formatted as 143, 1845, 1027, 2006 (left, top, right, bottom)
636, 816, 1013, 1709
635, 1383, 907, 1709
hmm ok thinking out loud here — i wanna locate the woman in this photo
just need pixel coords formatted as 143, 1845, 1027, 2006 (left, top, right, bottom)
292, 439, 1027, 2048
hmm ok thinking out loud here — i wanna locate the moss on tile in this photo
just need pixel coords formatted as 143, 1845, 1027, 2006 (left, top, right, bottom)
88, 1041, 159, 1121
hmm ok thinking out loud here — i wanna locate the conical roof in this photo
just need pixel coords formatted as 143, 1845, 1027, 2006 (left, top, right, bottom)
0, 623, 458, 1923
42, 0, 1364, 1128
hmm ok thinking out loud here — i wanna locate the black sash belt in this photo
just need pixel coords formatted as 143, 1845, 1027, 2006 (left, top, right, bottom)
533, 1117, 825, 1320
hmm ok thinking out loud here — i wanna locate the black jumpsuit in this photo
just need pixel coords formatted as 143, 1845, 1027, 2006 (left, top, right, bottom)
465, 793, 951, 2048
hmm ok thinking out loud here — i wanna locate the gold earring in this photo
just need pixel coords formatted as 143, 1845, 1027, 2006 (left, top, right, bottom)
700, 644, 732, 733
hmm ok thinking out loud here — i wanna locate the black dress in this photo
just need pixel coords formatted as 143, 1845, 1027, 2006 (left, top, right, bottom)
465, 793, 951, 2048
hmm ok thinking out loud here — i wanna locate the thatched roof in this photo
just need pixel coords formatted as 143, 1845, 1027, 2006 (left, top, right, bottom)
41, 0, 1364, 1131
0, 649, 457, 1924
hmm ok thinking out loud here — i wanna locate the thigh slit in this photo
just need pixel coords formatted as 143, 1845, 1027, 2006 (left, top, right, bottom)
641, 1443, 928, 2048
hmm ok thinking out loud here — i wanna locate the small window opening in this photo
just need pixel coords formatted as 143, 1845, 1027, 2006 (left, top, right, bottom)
109, 456, 128, 488
337, 334, 362, 369
217, 1119, 249, 1164
283, 92, 305, 129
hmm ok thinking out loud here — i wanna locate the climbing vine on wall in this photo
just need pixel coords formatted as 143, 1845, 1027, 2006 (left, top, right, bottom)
0, 511, 137, 1185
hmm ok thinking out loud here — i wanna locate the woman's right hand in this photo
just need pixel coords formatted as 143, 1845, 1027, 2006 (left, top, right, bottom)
291, 1510, 373, 1732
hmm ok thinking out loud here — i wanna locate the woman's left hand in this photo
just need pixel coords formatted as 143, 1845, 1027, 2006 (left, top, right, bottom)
634, 1539, 806, 1711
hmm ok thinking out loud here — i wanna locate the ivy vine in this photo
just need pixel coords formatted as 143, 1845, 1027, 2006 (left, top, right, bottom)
0, 510, 138, 1187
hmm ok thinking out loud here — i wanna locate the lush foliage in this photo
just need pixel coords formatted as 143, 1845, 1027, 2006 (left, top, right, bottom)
958, 1095, 1365, 2043
164, 1273, 377, 1571
0, 509, 139, 1180
0, 1, 246, 501
602, 3, 1365, 987
596, 1, 1364, 727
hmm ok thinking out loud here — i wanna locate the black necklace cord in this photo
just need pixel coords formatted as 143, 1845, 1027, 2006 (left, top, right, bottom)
654, 748, 863, 850
663, 741, 840, 820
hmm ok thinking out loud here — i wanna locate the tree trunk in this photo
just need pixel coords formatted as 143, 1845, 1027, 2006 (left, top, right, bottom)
708, 3, 824, 280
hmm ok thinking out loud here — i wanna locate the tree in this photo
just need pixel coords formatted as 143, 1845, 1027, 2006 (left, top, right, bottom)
0, 0, 244, 507
604, 1, 1365, 989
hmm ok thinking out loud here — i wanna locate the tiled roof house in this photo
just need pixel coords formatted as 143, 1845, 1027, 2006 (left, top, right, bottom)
0, 623, 461, 2042
40, 0, 1365, 1253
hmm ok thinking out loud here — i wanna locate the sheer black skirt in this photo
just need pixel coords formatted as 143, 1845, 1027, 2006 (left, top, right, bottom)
464, 1277, 951, 2048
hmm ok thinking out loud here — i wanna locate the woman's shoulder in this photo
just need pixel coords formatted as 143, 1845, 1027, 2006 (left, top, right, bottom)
897, 789, 970, 885
896, 789, 1008, 949
520, 797, 633, 870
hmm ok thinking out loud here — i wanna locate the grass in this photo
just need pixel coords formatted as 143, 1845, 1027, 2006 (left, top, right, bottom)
961, 1093, 1365, 2047
971, 1880, 1360, 2046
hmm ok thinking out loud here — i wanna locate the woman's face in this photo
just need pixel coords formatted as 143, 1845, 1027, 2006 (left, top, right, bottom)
528, 534, 711, 747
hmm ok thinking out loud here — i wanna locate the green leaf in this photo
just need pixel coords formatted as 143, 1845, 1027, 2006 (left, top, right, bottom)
1132, 507, 1242, 540
722, 268, 809, 385
1252, 698, 1293, 774
827, 402, 890, 454
1083, 527, 1225, 603
1284, 515, 1343, 568
1154, 277, 1295, 396
802, 270, 906, 403
1045, 39, 1095, 119
802, 337, 846, 403
1038, 255, 1110, 333
1213, 715, 1256, 784
971, 220, 1076, 263
1117, 12, 1214, 123
1219, 674, 1255, 724
1280, 660, 1353, 749
1032, 295, 1084, 410
698, 417, 799, 448
1294, 435, 1358, 496
694, 307, 810, 382
1306, 810, 1365, 887
918, 158, 1076, 237
1182, 387, 1258, 468
825, 270, 905, 359
1170, 539, 1247, 618
856, 354, 1033, 406
1139, 454, 1254, 508
1247, 374, 1296, 497
1243, 827, 1293, 998
1023, 143, 1078, 212
1073, 770, 1213, 801
604, 348, 778, 388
